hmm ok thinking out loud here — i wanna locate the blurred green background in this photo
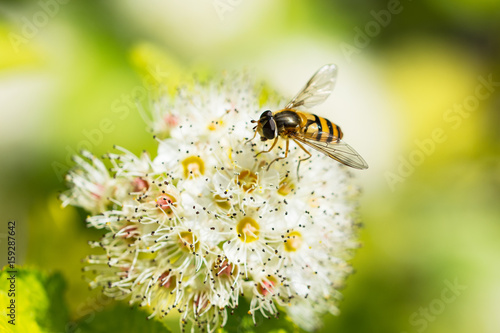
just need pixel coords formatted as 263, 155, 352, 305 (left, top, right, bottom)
1, 0, 500, 332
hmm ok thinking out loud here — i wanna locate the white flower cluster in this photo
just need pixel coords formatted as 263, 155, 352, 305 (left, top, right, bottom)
61, 72, 360, 332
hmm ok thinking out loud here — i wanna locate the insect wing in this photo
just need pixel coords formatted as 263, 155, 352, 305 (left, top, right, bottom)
290, 132, 368, 170
285, 64, 338, 110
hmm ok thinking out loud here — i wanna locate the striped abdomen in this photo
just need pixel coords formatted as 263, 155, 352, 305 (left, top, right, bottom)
299, 112, 343, 143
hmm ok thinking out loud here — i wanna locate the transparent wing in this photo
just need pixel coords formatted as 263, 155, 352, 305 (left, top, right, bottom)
285, 64, 338, 110
290, 131, 368, 170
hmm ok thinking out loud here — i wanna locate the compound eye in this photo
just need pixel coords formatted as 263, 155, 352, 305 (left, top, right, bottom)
262, 118, 276, 140
260, 110, 273, 119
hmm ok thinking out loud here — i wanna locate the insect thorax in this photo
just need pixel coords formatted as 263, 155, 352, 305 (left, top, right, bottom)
274, 110, 302, 131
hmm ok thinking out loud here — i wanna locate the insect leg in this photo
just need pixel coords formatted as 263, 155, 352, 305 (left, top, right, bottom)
255, 137, 279, 157
245, 127, 258, 144
266, 139, 289, 170
292, 139, 312, 180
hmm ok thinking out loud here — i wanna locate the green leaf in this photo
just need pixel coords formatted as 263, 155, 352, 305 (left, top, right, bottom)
26, 195, 105, 316
220, 297, 300, 333
76, 302, 172, 333
0, 266, 69, 333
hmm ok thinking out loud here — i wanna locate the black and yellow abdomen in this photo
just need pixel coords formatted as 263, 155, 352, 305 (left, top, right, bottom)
294, 111, 342, 143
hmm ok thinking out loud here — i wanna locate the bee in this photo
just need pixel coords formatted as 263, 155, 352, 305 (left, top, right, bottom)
249, 64, 368, 175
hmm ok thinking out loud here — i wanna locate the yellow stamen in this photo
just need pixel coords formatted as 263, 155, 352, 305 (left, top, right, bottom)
278, 179, 295, 196
284, 231, 303, 252
181, 156, 205, 178
236, 217, 260, 243
236, 169, 258, 192
178, 231, 199, 252
214, 194, 231, 210
207, 119, 224, 131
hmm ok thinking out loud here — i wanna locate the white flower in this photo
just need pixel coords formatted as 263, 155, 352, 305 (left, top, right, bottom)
62, 71, 360, 332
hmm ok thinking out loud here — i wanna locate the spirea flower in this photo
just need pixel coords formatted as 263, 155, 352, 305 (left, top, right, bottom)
62, 71, 361, 332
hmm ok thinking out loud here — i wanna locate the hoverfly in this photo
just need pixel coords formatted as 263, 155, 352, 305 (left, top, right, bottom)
249, 64, 368, 176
